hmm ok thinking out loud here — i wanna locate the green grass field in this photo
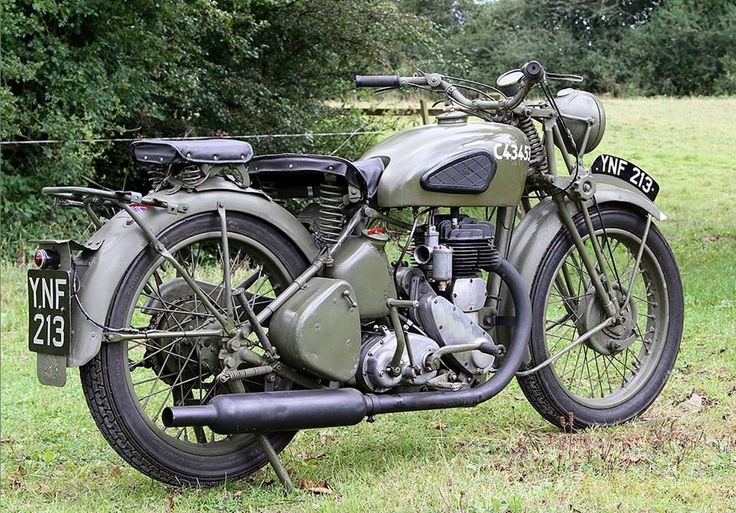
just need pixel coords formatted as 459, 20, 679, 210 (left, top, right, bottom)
2, 98, 735, 512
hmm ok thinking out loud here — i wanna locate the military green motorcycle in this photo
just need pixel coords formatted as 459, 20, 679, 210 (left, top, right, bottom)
28, 61, 683, 487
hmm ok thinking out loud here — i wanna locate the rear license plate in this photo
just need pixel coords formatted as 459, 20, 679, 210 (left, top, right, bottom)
27, 269, 71, 355
591, 154, 660, 201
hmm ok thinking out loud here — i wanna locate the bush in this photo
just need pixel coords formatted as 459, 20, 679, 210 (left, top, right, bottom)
427, 0, 735, 97
1, 0, 429, 259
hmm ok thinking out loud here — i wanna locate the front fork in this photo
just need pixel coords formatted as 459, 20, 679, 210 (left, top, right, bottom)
486, 194, 651, 333
552, 194, 618, 318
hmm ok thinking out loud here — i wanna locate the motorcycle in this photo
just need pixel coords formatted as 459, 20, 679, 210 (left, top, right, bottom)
27, 61, 683, 488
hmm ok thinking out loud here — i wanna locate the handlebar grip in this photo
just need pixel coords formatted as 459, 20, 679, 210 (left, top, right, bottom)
522, 61, 545, 83
355, 75, 401, 88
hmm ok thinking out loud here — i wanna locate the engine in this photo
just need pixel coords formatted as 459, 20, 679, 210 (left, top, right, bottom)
240, 155, 508, 395
413, 212, 496, 288
353, 211, 502, 394
278, 194, 503, 393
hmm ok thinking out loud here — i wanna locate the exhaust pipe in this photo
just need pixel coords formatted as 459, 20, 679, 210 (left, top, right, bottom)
163, 258, 531, 434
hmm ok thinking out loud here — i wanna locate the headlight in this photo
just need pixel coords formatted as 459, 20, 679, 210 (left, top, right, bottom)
554, 88, 606, 155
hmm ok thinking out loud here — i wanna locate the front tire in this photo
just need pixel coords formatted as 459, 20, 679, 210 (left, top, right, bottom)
80, 213, 308, 486
518, 206, 684, 429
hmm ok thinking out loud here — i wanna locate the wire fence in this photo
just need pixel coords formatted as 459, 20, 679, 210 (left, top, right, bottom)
0, 101, 440, 148
0, 130, 391, 147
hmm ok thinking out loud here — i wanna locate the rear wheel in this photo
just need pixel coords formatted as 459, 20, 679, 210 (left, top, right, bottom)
80, 213, 307, 486
518, 206, 684, 429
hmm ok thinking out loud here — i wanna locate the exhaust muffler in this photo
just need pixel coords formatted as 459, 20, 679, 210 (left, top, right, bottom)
163, 388, 369, 434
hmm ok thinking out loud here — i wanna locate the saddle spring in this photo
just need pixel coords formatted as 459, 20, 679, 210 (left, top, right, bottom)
317, 179, 346, 244
146, 166, 204, 192
147, 168, 168, 191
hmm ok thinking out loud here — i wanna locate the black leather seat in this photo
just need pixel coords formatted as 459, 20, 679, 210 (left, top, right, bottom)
351, 158, 385, 199
132, 138, 254, 166
131, 140, 385, 200
248, 154, 385, 200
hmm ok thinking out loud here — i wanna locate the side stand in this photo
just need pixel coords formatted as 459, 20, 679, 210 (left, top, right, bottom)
256, 434, 295, 494
226, 379, 294, 493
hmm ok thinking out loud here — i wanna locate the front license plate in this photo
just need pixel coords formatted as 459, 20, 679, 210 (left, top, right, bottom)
27, 269, 71, 355
591, 154, 660, 201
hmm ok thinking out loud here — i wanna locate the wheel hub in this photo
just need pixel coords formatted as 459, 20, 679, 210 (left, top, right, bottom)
142, 279, 225, 384
577, 287, 638, 356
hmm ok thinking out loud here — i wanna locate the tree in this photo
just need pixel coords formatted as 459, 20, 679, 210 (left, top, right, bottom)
0, 0, 429, 257
439, 0, 665, 93
622, 0, 736, 95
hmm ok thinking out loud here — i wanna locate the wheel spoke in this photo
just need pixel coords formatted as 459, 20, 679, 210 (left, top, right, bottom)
137, 373, 201, 403
132, 371, 177, 387
140, 340, 178, 410
543, 224, 667, 407
593, 350, 605, 397
121, 230, 294, 450
135, 302, 219, 319
151, 340, 202, 423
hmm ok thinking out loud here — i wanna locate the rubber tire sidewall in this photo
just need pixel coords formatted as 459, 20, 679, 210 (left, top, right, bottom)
518, 206, 684, 428
80, 213, 308, 486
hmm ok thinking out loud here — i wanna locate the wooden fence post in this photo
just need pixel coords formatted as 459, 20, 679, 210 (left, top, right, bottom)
420, 99, 429, 125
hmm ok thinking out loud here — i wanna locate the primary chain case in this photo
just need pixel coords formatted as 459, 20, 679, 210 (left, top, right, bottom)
269, 277, 361, 382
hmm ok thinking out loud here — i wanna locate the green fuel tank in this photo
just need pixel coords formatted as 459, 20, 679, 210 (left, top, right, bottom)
362, 118, 530, 208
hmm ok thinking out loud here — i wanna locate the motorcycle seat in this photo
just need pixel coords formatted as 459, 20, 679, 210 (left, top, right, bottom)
248, 154, 385, 200
352, 157, 385, 199
132, 138, 254, 166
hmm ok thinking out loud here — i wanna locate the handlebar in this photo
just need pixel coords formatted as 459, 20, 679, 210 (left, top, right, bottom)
355, 75, 430, 89
355, 75, 401, 88
355, 60, 545, 113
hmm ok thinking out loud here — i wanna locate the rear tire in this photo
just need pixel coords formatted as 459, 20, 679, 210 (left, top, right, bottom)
518, 206, 684, 429
80, 213, 308, 486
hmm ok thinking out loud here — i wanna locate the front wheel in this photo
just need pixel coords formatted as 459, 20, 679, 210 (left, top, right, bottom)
80, 213, 308, 486
518, 206, 684, 429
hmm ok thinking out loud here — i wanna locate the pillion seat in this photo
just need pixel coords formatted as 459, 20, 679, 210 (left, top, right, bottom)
247, 154, 385, 200
132, 138, 254, 166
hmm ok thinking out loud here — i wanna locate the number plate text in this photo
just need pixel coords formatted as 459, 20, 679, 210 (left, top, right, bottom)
27, 270, 71, 355
591, 154, 660, 201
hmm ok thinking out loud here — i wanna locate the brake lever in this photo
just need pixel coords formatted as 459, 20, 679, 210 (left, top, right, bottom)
374, 86, 400, 95
546, 72, 584, 83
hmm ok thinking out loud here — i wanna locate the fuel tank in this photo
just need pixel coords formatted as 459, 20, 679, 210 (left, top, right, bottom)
362, 121, 530, 208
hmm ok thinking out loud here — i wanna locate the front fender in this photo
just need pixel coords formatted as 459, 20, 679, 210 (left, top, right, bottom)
497, 180, 666, 364
68, 178, 318, 367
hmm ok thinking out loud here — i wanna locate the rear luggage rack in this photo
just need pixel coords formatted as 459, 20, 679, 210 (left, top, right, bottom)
42, 186, 186, 229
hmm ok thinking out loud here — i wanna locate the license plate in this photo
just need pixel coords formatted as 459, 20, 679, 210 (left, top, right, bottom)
27, 269, 71, 355
591, 154, 660, 201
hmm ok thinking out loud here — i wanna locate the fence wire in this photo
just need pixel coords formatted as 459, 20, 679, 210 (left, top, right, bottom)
0, 130, 390, 147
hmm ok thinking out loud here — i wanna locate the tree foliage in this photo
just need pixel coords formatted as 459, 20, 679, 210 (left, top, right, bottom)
0, 0, 428, 256
427, 0, 736, 96
1, 0, 734, 259
620, 0, 736, 96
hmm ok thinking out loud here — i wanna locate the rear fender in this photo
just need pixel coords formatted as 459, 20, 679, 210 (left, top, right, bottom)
67, 179, 318, 367
497, 180, 666, 364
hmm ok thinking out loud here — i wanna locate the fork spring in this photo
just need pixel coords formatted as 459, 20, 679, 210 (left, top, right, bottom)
519, 117, 548, 174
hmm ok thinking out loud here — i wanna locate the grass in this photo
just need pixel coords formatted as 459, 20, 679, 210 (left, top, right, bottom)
2, 97, 736, 512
